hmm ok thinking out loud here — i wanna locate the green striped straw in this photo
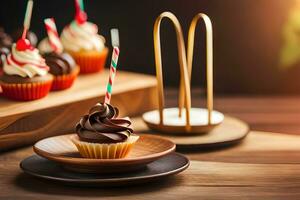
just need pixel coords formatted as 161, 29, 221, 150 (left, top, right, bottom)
79, 0, 84, 11
104, 29, 120, 104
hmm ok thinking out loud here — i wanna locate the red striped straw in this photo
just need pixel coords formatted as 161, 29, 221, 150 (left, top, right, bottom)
44, 18, 63, 53
104, 47, 120, 104
104, 29, 120, 104
22, 0, 33, 40
74, 0, 86, 24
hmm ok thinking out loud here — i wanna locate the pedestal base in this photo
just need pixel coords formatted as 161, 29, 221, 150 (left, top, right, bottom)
143, 114, 249, 150
143, 108, 224, 134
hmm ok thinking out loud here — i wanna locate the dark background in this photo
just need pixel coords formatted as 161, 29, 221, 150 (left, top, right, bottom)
0, 0, 299, 94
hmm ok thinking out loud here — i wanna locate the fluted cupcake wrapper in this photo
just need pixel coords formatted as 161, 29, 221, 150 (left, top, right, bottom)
1, 79, 53, 101
51, 66, 80, 91
71, 135, 140, 159
68, 48, 108, 74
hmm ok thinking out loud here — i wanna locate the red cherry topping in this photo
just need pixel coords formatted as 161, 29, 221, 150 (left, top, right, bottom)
75, 11, 87, 25
16, 39, 33, 51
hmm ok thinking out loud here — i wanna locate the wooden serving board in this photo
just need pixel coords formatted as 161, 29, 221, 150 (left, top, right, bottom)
0, 70, 157, 151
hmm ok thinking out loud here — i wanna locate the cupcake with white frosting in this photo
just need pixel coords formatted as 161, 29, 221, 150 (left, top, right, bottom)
0, 39, 53, 101
60, 17, 108, 74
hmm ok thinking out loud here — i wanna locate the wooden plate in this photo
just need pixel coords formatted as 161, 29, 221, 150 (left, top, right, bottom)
33, 134, 175, 173
144, 115, 249, 150
143, 108, 224, 134
20, 153, 189, 187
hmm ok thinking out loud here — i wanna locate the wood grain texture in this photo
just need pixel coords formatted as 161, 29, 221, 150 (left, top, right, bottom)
0, 70, 157, 117
0, 130, 300, 200
1, 96, 300, 199
186, 131, 300, 164
133, 116, 300, 164
0, 70, 157, 151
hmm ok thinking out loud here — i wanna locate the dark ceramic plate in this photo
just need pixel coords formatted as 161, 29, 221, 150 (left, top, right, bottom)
20, 153, 189, 187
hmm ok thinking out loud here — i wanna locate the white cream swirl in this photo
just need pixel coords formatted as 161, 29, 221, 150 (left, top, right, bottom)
61, 21, 105, 52
4, 44, 49, 78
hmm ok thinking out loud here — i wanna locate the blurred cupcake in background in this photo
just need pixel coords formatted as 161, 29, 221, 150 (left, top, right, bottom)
39, 18, 79, 91
0, 39, 53, 101
60, 0, 108, 74
0, 0, 53, 101
0, 28, 13, 75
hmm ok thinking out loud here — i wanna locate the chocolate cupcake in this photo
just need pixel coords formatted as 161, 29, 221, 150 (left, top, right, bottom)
71, 103, 139, 159
38, 38, 80, 90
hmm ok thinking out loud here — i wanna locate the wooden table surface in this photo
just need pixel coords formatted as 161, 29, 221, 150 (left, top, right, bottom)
1, 95, 300, 200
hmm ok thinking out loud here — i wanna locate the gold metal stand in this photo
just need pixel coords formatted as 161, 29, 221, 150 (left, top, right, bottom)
153, 12, 192, 131
143, 12, 224, 134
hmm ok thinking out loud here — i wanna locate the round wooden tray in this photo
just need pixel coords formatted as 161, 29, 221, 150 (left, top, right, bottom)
144, 115, 249, 150
143, 108, 224, 134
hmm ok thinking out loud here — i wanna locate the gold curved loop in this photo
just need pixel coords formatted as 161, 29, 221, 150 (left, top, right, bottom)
179, 13, 213, 124
153, 12, 191, 130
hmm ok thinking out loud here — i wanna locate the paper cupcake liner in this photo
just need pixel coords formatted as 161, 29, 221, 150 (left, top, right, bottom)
1, 79, 53, 101
71, 135, 140, 159
51, 66, 80, 91
68, 48, 108, 74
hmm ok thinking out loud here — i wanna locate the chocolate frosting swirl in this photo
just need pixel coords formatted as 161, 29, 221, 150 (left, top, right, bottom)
44, 52, 76, 75
76, 103, 133, 143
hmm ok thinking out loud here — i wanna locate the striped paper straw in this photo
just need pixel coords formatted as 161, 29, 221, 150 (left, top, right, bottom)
74, 0, 87, 24
104, 47, 120, 104
75, 0, 82, 13
44, 18, 63, 53
22, 0, 33, 39
79, 0, 84, 11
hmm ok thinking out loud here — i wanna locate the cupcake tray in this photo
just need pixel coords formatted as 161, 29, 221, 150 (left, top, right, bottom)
0, 70, 157, 151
